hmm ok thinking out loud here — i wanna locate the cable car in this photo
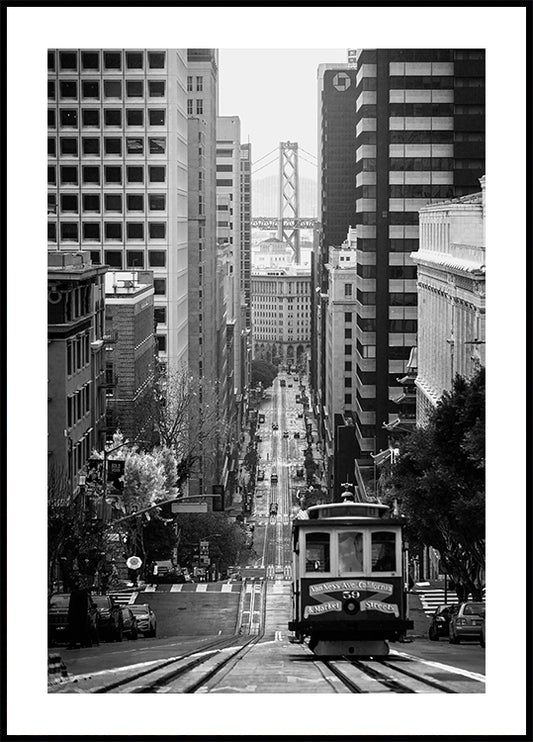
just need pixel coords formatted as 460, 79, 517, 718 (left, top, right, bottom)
288, 487, 413, 657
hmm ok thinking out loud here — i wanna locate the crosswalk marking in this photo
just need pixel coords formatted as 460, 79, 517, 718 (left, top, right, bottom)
170, 584, 183, 592
144, 585, 157, 592
221, 584, 233, 593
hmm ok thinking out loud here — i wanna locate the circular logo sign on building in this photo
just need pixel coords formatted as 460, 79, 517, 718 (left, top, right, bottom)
126, 556, 142, 570
332, 72, 351, 92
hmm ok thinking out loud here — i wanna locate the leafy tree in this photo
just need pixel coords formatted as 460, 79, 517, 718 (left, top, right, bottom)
389, 369, 485, 600
251, 360, 278, 389
177, 513, 247, 573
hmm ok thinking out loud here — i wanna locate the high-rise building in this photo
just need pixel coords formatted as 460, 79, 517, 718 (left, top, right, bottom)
311, 63, 357, 444
251, 267, 311, 371
47, 48, 189, 374
216, 116, 243, 429
240, 142, 253, 399
187, 49, 220, 496
48, 251, 108, 496
103, 270, 156, 442
352, 49, 485, 475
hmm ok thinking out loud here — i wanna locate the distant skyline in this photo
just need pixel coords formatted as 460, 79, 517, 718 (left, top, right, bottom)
219, 49, 347, 181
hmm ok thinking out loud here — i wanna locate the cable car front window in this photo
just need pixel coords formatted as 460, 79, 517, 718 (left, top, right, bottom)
371, 531, 396, 572
305, 532, 330, 572
338, 531, 364, 573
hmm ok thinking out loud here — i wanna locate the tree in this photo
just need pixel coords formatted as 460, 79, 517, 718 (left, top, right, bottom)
48, 463, 106, 593
389, 369, 485, 600
251, 359, 278, 389
176, 513, 247, 573
130, 367, 226, 487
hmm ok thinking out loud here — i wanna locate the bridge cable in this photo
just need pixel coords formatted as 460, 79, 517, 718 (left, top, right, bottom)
299, 155, 318, 168
299, 147, 318, 161
251, 157, 279, 176
251, 147, 279, 167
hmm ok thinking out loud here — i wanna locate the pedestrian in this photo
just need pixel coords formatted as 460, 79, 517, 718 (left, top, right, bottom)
67, 577, 93, 649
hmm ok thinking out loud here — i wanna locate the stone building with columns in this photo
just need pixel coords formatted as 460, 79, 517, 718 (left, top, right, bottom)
251, 267, 311, 370
411, 176, 485, 426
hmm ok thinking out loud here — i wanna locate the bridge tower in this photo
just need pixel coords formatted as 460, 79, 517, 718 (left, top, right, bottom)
278, 141, 300, 264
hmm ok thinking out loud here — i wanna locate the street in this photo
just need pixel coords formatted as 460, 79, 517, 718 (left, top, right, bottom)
50, 373, 485, 693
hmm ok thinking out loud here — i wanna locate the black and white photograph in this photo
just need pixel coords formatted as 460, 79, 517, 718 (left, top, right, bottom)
4, 3, 529, 739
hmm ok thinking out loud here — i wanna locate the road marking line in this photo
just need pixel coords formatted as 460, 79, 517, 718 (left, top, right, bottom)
389, 649, 486, 683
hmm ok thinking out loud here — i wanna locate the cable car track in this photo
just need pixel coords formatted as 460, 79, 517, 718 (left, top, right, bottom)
93, 580, 268, 694
320, 656, 458, 694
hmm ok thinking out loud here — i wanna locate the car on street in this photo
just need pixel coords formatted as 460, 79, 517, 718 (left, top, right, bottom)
296, 467, 304, 478
48, 592, 98, 646
294, 431, 300, 439
428, 604, 454, 640
152, 560, 182, 584
130, 604, 157, 637
272, 422, 279, 430
270, 472, 278, 483
479, 611, 485, 647
288, 383, 293, 387
297, 412, 303, 418
255, 434, 262, 442
93, 595, 124, 642
257, 469, 265, 481
121, 607, 139, 640
448, 601, 485, 644
283, 430, 289, 438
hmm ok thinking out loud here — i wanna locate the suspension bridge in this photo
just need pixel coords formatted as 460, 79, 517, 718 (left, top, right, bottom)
250, 142, 320, 264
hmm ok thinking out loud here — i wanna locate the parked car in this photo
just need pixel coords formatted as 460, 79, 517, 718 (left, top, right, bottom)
272, 422, 279, 430
93, 595, 123, 642
283, 430, 289, 438
121, 607, 139, 640
288, 383, 293, 387
428, 604, 454, 640
130, 604, 157, 638
479, 611, 485, 648
257, 469, 265, 481
296, 467, 305, 478
48, 592, 98, 646
449, 601, 485, 644
270, 472, 278, 483
297, 412, 303, 418
294, 431, 300, 439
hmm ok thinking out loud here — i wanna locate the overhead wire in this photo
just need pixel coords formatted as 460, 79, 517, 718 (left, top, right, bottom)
299, 147, 318, 161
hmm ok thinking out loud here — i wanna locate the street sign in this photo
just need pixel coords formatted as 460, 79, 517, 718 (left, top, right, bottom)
126, 556, 142, 570
171, 503, 208, 513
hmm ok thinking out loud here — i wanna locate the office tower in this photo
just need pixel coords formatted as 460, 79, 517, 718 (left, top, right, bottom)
240, 143, 252, 399
48, 251, 108, 494
311, 64, 357, 442
216, 116, 243, 431
353, 49, 485, 474
104, 270, 156, 442
47, 48, 189, 374
187, 49, 220, 496
251, 267, 311, 370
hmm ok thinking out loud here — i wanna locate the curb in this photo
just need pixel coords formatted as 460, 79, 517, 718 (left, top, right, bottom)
48, 653, 69, 685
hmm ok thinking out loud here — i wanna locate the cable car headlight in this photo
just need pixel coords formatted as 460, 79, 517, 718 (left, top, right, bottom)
343, 599, 360, 615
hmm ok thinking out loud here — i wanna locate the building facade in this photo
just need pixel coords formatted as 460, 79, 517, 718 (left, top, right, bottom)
352, 48, 485, 475
104, 270, 156, 441
240, 142, 253, 401
412, 177, 485, 426
47, 48, 189, 373
312, 63, 358, 447
48, 251, 108, 498
251, 268, 311, 370
216, 116, 244, 431
187, 49, 221, 496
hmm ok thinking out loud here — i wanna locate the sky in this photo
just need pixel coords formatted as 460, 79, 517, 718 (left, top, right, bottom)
219, 48, 346, 182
